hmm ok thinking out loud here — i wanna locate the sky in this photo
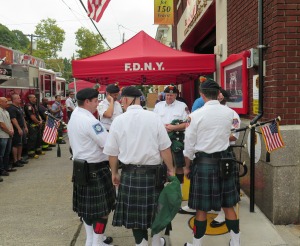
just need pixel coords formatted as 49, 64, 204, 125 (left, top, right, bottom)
0, 0, 158, 58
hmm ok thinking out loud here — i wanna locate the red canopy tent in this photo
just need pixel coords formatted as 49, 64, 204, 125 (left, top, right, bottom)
72, 31, 216, 86
68, 80, 95, 91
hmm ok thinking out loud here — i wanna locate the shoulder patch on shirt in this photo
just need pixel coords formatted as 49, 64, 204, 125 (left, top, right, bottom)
92, 123, 104, 134
185, 107, 190, 115
232, 118, 239, 128
185, 116, 191, 128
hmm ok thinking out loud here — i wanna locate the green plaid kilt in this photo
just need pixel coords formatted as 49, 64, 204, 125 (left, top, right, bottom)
112, 168, 163, 229
188, 158, 240, 211
73, 166, 115, 218
172, 150, 185, 168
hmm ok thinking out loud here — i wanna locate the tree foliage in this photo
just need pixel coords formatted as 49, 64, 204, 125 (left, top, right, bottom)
11, 30, 30, 51
0, 24, 29, 51
75, 27, 106, 58
33, 18, 65, 59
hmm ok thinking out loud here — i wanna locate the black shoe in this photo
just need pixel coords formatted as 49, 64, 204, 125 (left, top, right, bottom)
0, 176, 3, 182
13, 162, 24, 167
59, 140, 66, 144
178, 208, 196, 215
49, 144, 56, 147
0, 170, 9, 176
103, 236, 113, 244
42, 147, 52, 151
19, 159, 28, 164
210, 220, 226, 228
6, 168, 17, 172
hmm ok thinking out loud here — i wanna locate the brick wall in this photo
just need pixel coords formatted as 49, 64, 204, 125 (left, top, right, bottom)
228, 0, 300, 125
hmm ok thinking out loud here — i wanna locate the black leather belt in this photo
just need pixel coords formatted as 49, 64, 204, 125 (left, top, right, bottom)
194, 157, 219, 165
88, 161, 109, 172
122, 164, 161, 174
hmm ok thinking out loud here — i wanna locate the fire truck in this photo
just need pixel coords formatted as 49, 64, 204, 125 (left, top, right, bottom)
0, 45, 67, 119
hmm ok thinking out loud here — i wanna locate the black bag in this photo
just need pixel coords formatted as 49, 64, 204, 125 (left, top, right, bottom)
156, 164, 167, 187
73, 159, 89, 186
219, 158, 234, 179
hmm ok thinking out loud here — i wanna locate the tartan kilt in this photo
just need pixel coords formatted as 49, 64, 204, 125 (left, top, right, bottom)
172, 150, 185, 168
188, 160, 240, 211
112, 170, 162, 229
73, 166, 115, 218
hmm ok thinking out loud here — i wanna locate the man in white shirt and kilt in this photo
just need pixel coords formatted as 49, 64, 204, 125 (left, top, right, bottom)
104, 86, 175, 246
183, 80, 240, 246
68, 88, 115, 246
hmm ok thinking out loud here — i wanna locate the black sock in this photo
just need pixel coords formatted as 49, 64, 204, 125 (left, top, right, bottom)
225, 219, 239, 233
194, 219, 207, 239
176, 173, 184, 183
132, 229, 148, 244
82, 217, 92, 226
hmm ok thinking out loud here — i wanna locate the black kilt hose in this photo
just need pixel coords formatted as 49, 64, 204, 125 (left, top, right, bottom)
188, 153, 240, 212
113, 165, 163, 230
73, 165, 115, 218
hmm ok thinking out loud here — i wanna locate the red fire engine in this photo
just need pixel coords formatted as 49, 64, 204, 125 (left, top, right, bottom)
0, 45, 67, 119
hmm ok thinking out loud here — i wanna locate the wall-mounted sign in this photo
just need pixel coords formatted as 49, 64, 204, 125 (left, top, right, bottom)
154, 0, 174, 25
221, 50, 250, 114
253, 75, 259, 114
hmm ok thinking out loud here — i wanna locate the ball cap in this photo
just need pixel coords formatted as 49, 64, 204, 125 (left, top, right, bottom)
164, 84, 179, 94
76, 88, 99, 101
121, 86, 142, 97
106, 83, 120, 93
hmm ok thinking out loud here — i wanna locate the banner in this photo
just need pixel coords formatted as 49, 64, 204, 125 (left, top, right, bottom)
154, 0, 174, 25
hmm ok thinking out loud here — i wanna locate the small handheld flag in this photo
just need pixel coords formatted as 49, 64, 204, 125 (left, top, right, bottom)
260, 120, 285, 153
42, 117, 60, 145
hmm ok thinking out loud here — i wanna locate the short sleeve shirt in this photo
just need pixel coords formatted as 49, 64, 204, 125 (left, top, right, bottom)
67, 107, 109, 163
97, 98, 123, 130
103, 105, 171, 165
191, 97, 205, 112
7, 105, 25, 128
24, 103, 39, 124
0, 108, 12, 138
183, 100, 234, 160
52, 101, 63, 119
153, 100, 189, 124
66, 97, 77, 111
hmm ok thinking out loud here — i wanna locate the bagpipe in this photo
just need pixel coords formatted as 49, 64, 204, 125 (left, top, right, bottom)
44, 111, 68, 157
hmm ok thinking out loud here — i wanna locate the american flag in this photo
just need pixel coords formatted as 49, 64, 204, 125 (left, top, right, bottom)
42, 117, 60, 144
87, 0, 110, 23
261, 120, 285, 153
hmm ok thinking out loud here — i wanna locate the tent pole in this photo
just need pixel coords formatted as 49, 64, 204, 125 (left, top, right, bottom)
74, 78, 77, 94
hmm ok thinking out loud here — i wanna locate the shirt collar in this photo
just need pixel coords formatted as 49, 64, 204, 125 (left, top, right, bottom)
77, 107, 94, 117
127, 105, 143, 111
205, 100, 220, 106
164, 100, 176, 107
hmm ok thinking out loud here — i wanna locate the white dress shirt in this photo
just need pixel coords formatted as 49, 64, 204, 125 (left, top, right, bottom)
66, 97, 77, 111
103, 105, 171, 165
184, 100, 234, 160
153, 100, 189, 124
67, 107, 108, 163
97, 98, 123, 130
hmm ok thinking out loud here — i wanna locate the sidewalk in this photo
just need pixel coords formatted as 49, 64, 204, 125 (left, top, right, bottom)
75, 192, 293, 246
0, 138, 298, 246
